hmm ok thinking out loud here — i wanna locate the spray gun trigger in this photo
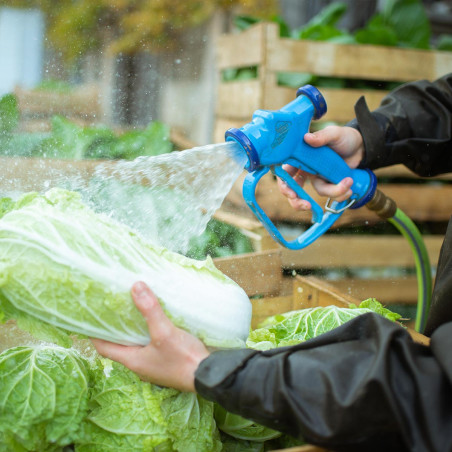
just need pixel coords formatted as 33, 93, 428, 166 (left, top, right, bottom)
325, 197, 356, 214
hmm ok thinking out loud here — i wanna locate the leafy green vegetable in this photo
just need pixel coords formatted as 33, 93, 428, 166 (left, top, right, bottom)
0, 93, 173, 160
0, 94, 19, 135
220, 436, 265, 451
354, 15, 399, 47
75, 359, 176, 451
161, 391, 222, 452
186, 218, 253, 260
32, 116, 173, 160
214, 405, 281, 442
381, 0, 431, 49
246, 299, 401, 350
0, 188, 252, 349
436, 34, 452, 51
0, 345, 91, 451
0, 347, 223, 452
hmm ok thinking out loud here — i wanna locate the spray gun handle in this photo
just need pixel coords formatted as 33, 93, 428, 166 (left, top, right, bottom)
243, 161, 377, 250
243, 166, 360, 250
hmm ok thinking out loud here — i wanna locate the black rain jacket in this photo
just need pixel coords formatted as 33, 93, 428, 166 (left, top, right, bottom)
195, 74, 452, 451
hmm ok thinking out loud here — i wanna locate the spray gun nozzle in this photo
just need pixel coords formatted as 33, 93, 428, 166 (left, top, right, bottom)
225, 128, 260, 172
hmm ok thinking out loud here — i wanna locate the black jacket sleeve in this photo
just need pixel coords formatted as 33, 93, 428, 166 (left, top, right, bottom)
348, 73, 452, 176
195, 313, 452, 452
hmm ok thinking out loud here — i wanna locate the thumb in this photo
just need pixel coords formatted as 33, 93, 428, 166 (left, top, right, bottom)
131, 281, 173, 340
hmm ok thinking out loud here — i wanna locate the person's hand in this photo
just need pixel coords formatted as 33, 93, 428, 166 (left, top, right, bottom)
91, 282, 210, 393
277, 125, 365, 211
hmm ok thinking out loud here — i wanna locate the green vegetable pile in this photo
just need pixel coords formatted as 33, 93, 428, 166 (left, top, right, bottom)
0, 187, 403, 450
225, 0, 452, 90
0, 345, 222, 452
0, 93, 173, 160
0, 298, 401, 451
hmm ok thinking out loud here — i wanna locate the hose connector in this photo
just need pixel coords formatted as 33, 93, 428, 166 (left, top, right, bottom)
366, 189, 397, 219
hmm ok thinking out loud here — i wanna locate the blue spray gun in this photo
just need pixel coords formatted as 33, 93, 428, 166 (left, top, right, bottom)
225, 85, 377, 251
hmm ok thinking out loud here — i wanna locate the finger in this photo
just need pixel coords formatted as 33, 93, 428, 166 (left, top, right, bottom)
281, 164, 298, 176
277, 177, 298, 199
288, 197, 312, 211
91, 338, 140, 364
131, 281, 173, 341
312, 177, 353, 200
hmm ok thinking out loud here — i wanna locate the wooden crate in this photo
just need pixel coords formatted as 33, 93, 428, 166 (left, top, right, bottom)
214, 249, 428, 452
216, 164, 449, 308
214, 22, 452, 142
14, 84, 102, 132
214, 22, 452, 309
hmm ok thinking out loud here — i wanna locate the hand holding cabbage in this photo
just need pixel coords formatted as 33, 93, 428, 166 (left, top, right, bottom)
92, 281, 210, 393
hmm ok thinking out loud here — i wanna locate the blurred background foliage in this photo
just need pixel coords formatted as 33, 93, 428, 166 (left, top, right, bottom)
0, 0, 277, 60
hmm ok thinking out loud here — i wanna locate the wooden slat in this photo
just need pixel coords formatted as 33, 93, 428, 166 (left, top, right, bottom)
374, 165, 452, 181
216, 80, 262, 119
214, 118, 248, 144
251, 295, 293, 328
279, 235, 442, 268
263, 85, 388, 123
331, 276, 420, 306
217, 24, 264, 69
224, 171, 452, 226
0, 156, 104, 194
216, 82, 388, 124
213, 249, 283, 297
293, 275, 357, 308
263, 23, 452, 82
15, 85, 101, 119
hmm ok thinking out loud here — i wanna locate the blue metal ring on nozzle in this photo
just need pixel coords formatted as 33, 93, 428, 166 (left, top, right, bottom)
225, 128, 260, 172
296, 85, 327, 120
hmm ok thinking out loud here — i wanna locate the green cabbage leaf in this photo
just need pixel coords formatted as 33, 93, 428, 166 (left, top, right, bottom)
214, 405, 281, 442
247, 299, 402, 350
0, 188, 252, 348
74, 358, 222, 452
0, 345, 91, 451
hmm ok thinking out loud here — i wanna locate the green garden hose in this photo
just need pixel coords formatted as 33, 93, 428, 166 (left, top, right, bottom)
366, 190, 432, 333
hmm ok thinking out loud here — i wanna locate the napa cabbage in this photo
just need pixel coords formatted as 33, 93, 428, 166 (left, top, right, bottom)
0, 188, 252, 348
247, 299, 402, 350
75, 359, 222, 452
0, 345, 91, 451
214, 299, 401, 444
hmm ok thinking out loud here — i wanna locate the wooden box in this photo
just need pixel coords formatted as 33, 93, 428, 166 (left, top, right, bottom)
213, 249, 428, 452
214, 22, 452, 310
214, 22, 452, 142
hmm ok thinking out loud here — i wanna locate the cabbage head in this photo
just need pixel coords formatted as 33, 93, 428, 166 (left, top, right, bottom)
0, 345, 91, 451
247, 299, 402, 350
75, 358, 222, 452
0, 189, 252, 348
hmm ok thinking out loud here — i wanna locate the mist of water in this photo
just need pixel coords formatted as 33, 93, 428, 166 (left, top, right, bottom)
63, 141, 248, 253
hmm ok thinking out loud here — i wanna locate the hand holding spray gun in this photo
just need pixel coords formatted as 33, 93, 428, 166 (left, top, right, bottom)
277, 124, 365, 212
225, 85, 378, 250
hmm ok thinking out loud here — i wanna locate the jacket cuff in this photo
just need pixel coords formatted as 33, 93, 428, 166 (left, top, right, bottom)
194, 348, 257, 399
347, 96, 395, 170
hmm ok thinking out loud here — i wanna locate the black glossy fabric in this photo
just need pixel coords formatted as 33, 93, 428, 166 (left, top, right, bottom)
195, 314, 452, 451
194, 74, 452, 451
